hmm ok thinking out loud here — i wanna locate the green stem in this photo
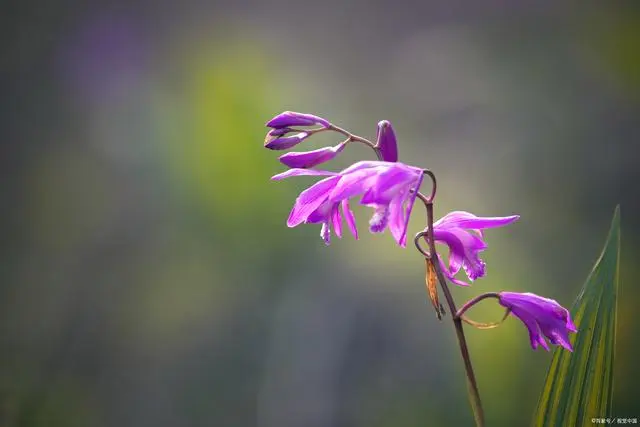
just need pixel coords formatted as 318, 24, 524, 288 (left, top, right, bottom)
421, 198, 486, 427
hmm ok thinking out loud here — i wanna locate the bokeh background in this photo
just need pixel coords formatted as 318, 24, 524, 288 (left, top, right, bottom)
1, 1, 639, 426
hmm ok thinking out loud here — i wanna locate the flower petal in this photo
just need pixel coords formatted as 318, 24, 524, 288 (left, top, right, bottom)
510, 308, 550, 351
266, 111, 330, 129
341, 199, 358, 239
328, 168, 379, 202
331, 203, 342, 238
271, 168, 337, 181
387, 195, 405, 245
278, 142, 346, 169
287, 176, 340, 227
264, 132, 309, 150
400, 173, 424, 247
434, 211, 520, 230
499, 292, 575, 351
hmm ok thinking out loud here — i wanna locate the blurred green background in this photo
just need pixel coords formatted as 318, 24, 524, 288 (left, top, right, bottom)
1, 1, 639, 426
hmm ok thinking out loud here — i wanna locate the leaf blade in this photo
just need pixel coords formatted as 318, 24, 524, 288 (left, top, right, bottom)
532, 205, 620, 426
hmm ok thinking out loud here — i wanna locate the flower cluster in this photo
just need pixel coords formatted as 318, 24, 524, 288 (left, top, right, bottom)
263, 111, 576, 352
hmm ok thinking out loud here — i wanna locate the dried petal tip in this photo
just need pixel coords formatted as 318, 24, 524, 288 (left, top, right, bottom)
266, 111, 330, 129
375, 120, 398, 162
264, 131, 309, 150
498, 292, 577, 352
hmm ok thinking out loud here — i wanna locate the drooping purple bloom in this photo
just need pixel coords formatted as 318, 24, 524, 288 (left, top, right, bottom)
375, 120, 398, 162
266, 111, 330, 129
278, 141, 347, 168
432, 211, 520, 286
264, 131, 310, 150
272, 161, 425, 246
498, 292, 577, 351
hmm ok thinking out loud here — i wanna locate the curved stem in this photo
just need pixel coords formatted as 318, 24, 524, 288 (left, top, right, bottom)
328, 124, 379, 153
455, 293, 500, 319
421, 201, 486, 427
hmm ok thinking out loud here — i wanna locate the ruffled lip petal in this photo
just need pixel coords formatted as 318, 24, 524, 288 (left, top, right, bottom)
432, 227, 487, 280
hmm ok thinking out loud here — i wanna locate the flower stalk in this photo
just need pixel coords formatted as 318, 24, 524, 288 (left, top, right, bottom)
419, 200, 486, 427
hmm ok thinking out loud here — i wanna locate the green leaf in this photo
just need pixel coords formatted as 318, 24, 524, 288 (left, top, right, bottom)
532, 206, 620, 426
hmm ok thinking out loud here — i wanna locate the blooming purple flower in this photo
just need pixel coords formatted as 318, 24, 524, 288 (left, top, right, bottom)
278, 141, 348, 168
266, 111, 330, 129
375, 120, 398, 162
272, 161, 425, 246
264, 130, 310, 150
498, 292, 577, 351
432, 211, 520, 286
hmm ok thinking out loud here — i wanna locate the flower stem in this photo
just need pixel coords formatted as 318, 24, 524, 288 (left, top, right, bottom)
455, 293, 500, 319
343, 126, 484, 425
422, 199, 486, 427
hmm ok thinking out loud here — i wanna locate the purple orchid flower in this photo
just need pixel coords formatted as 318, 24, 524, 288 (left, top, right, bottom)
498, 292, 577, 351
432, 211, 520, 286
375, 120, 398, 162
272, 161, 425, 246
266, 111, 330, 129
278, 141, 348, 168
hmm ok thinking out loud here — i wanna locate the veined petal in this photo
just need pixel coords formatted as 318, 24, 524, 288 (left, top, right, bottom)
360, 165, 417, 205
434, 211, 519, 230
387, 195, 405, 245
341, 199, 358, 239
328, 168, 380, 202
271, 168, 337, 181
287, 176, 340, 227
510, 308, 550, 351
331, 203, 343, 238
278, 142, 346, 169
400, 173, 424, 247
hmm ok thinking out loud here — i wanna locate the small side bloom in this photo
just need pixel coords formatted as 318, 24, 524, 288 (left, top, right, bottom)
266, 111, 330, 129
498, 292, 577, 351
278, 141, 347, 168
264, 131, 310, 150
433, 211, 519, 286
272, 161, 424, 246
375, 120, 398, 162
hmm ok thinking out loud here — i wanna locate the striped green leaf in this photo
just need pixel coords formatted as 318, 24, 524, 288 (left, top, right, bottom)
532, 205, 620, 427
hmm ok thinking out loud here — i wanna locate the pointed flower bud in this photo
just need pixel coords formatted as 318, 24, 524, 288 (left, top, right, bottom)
278, 141, 347, 168
498, 292, 577, 351
266, 111, 330, 129
264, 131, 310, 150
375, 120, 398, 162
